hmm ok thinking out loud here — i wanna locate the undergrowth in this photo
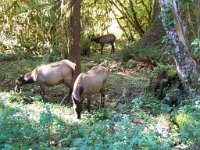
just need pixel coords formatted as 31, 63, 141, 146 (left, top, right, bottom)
0, 53, 199, 149
173, 98, 200, 147
0, 92, 177, 149
121, 43, 172, 65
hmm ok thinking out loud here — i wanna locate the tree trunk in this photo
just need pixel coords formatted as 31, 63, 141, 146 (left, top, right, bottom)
198, 0, 200, 36
68, 0, 81, 82
159, 0, 198, 98
128, 0, 145, 37
110, 0, 144, 38
132, 0, 165, 48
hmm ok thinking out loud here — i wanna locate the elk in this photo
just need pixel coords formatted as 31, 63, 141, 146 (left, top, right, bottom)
15, 60, 76, 103
72, 65, 108, 119
91, 34, 116, 55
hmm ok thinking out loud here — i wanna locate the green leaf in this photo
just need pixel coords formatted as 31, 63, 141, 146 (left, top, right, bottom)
191, 38, 200, 45
180, 0, 191, 5
71, 138, 83, 147
198, 77, 200, 83
194, 47, 200, 55
160, 104, 172, 112
168, 18, 176, 25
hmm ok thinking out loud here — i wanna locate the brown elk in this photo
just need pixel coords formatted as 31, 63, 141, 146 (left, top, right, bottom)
91, 34, 116, 55
15, 60, 76, 103
72, 65, 108, 119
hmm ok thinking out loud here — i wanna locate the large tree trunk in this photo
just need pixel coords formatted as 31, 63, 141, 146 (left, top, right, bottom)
68, 0, 81, 82
198, 0, 200, 35
132, 0, 165, 48
160, 0, 198, 98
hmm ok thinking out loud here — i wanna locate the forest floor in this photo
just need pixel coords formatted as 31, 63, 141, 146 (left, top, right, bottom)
0, 52, 152, 110
0, 52, 193, 149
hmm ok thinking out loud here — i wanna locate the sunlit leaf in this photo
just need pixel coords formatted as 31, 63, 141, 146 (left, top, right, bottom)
191, 38, 200, 45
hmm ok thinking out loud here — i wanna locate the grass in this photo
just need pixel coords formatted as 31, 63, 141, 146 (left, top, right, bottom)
0, 53, 199, 149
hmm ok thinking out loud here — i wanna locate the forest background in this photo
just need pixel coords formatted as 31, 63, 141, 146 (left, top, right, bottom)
0, 0, 200, 149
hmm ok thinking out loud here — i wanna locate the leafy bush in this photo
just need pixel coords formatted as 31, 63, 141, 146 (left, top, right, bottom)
42, 47, 65, 63
0, 107, 40, 149
0, 103, 67, 149
62, 98, 172, 149
191, 35, 200, 56
176, 113, 191, 128
173, 98, 200, 146
80, 38, 91, 56
0, 92, 175, 149
122, 43, 172, 65
149, 63, 176, 77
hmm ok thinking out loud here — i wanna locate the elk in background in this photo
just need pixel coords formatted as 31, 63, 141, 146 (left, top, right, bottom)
91, 34, 116, 55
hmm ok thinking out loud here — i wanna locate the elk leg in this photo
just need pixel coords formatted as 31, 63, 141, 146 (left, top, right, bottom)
87, 95, 91, 112
100, 88, 105, 108
73, 99, 82, 119
60, 79, 73, 105
60, 88, 72, 105
158, 81, 164, 99
60, 94, 67, 105
67, 89, 72, 102
111, 43, 115, 53
100, 44, 104, 55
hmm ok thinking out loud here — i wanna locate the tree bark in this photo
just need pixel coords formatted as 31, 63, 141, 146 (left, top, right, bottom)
111, 9, 135, 41
110, 0, 144, 38
159, 0, 198, 98
128, 0, 145, 36
198, 0, 200, 36
68, 0, 81, 82
132, 0, 165, 48
137, 0, 153, 23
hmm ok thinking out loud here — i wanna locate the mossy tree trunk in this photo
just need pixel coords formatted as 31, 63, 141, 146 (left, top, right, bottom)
132, 0, 165, 48
109, 0, 146, 39
159, 0, 198, 98
198, 0, 200, 35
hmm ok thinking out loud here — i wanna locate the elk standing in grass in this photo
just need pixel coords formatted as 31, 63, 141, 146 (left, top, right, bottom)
91, 34, 116, 55
15, 60, 76, 103
72, 65, 108, 119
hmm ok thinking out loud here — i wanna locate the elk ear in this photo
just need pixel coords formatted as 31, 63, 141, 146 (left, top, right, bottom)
24, 75, 30, 81
24, 73, 31, 81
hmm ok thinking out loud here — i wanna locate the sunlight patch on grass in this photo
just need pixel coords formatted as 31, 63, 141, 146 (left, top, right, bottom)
0, 91, 75, 122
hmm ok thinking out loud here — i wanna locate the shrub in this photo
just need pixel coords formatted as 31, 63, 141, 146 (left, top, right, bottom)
173, 97, 200, 146
81, 38, 91, 56
122, 43, 172, 65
